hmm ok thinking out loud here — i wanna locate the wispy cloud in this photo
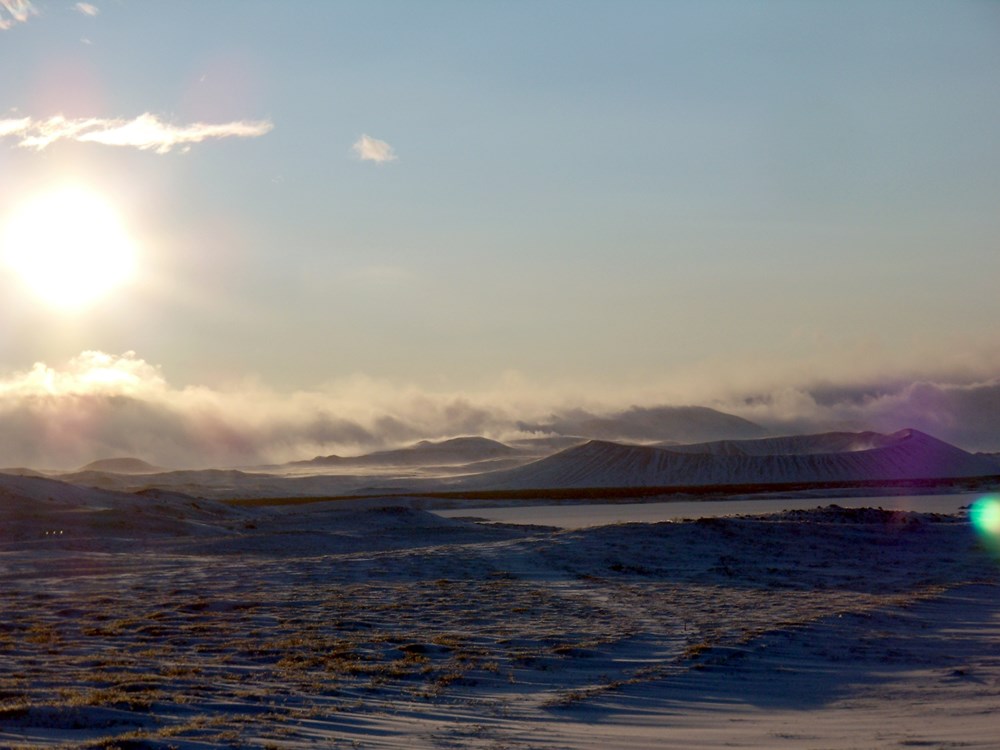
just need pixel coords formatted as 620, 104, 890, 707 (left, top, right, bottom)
352, 134, 397, 164
0, 113, 274, 154
74, 2, 98, 16
0, 117, 30, 137
0, 0, 37, 29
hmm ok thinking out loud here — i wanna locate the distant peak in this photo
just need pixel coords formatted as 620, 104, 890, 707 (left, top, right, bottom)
76, 457, 162, 474
888, 428, 928, 441
408, 436, 513, 452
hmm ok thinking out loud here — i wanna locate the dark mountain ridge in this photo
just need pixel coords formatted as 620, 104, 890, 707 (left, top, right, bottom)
294, 436, 519, 467
463, 429, 1000, 490
517, 404, 766, 443
77, 457, 163, 474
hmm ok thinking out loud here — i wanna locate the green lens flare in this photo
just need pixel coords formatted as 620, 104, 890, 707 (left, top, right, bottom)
970, 496, 1000, 540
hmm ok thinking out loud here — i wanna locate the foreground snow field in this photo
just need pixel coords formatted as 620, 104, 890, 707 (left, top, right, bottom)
1, 484, 999, 748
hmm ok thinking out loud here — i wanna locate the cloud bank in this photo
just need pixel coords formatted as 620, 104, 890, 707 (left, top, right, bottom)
0, 351, 998, 471
516, 406, 766, 444
0, 0, 36, 30
352, 134, 397, 163
0, 352, 510, 469
0, 113, 274, 153
724, 380, 1000, 453
0, 351, 1000, 469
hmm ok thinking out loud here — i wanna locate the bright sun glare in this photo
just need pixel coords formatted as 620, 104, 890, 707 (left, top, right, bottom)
2, 186, 137, 310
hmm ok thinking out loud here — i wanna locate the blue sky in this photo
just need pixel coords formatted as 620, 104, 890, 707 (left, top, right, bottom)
0, 1, 999, 464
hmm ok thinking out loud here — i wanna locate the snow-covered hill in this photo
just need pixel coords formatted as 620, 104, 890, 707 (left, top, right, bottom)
517, 405, 766, 443
658, 431, 908, 456
76, 457, 163, 474
468, 429, 1000, 490
0, 473, 243, 543
293, 436, 520, 467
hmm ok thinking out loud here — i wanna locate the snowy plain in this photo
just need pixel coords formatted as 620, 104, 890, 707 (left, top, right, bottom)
2, 430, 1000, 749
434, 492, 983, 529
1, 479, 999, 748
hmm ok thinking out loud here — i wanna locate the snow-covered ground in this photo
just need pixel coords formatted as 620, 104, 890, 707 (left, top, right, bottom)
434, 491, 984, 528
2, 477, 999, 749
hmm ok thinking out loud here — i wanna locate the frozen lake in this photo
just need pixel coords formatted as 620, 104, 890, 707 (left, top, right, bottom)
434, 492, 987, 529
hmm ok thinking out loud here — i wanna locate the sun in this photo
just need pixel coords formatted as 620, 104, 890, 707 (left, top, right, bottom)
2, 186, 137, 310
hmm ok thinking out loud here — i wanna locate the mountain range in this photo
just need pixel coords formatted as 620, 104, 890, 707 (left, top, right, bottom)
17, 428, 1000, 500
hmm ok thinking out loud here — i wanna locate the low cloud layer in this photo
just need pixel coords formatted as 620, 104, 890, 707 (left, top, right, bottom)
0, 0, 36, 30
352, 134, 397, 163
517, 406, 766, 444
0, 113, 274, 153
0, 351, 998, 471
723, 380, 1000, 453
0, 352, 509, 469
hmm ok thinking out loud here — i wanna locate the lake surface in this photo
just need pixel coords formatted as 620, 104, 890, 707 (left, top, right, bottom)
434, 492, 988, 530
